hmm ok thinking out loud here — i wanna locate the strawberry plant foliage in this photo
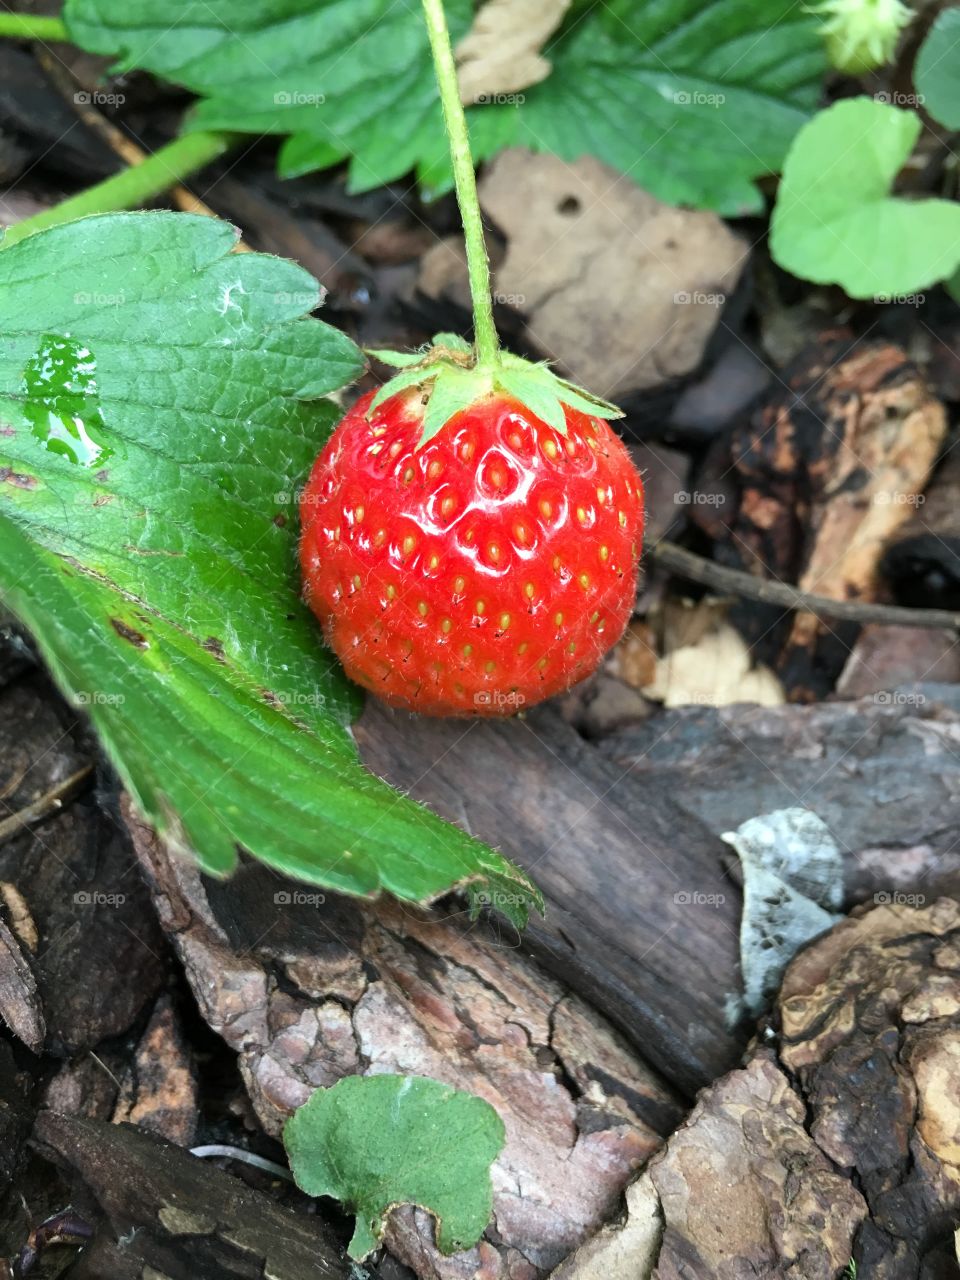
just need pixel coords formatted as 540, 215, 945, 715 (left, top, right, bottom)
62, 0, 824, 214
0, 211, 541, 923
284, 1074, 505, 1260
770, 98, 960, 299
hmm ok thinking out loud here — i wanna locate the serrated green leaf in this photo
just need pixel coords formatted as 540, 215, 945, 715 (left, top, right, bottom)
365, 348, 426, 369
770, 98, 960, 299
495, 369, 567, 434
284, 1075, 504, 1260
420, 370, 489, 445
0, 211, 541, 924
62, 0, 825, 214
915, 8, 960, 130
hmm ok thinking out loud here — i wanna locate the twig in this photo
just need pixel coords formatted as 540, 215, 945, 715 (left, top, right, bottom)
648, 541, 960, 631
0, 764, 93, 847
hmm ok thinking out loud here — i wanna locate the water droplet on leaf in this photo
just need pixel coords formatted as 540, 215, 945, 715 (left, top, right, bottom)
22, 334, 113, 467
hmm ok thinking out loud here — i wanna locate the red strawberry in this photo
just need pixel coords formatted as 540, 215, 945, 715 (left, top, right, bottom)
300, 382, 644, 717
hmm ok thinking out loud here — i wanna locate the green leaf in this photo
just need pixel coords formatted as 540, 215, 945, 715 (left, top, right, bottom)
0, 211, 541, 924
284, 1075, 505, 1260
431, 332, 472, 352
915, 7, 960, 130
62, 0, 825, 214
770, 97, 960, 299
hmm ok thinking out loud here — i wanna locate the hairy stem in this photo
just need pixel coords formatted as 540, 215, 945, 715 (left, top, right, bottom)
0, 13, 69, 40
2, 131, 235, 247
420, 0, 498, 368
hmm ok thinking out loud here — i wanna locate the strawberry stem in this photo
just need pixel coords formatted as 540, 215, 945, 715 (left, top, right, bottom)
421, 0, 499, 370
1, 130, 235, 247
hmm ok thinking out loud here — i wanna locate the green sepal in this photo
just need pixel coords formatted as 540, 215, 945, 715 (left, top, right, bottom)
494, 368, 567, 433
364, 333, 625, 447
368, 365, 432, 414
421, 369, 490, 444
431, 332, 472, 353
365, 347, 427, 368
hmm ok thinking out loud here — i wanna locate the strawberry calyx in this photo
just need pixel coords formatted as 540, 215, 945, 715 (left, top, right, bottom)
364, 333, 624, 448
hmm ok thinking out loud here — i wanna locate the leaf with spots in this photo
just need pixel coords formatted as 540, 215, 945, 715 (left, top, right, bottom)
0, 211, 541, 922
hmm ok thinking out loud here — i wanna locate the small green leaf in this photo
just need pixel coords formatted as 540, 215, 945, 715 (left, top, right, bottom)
420, 370, 490, 445
495, 369, 567, 434
915, 8, 960, 130
770, 97, 960, 299
0, 212, 542, 923
284, 1075, 505, 1261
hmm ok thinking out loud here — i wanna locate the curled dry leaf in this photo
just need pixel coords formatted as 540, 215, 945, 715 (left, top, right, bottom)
456, 0, 572, 104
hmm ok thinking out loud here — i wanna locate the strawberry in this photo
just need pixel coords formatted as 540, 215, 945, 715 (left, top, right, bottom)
299, 343, 644, 717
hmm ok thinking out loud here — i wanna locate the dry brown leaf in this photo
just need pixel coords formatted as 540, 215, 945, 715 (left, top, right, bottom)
478, 150, 748, 399
456, 0, 571, 104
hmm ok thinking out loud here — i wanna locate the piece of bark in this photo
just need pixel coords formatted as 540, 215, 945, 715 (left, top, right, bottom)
354, 702, 745, 1094
31, 1111, 360, 1280
126, 805, 682, 1280
0, 1040, 32, 1190
882, 449, 960, 612
551, 1051, 867, 1279
112, 994, 198, 1147
836, 623, 960, 697
720, 335, 947, 699
0, 915, 43, 1052
778, 899, 960, 1276
555, 898, 960, 1278
601, 684, 960, 906
0, 678, 165, 1053
476, 150, 748, 401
